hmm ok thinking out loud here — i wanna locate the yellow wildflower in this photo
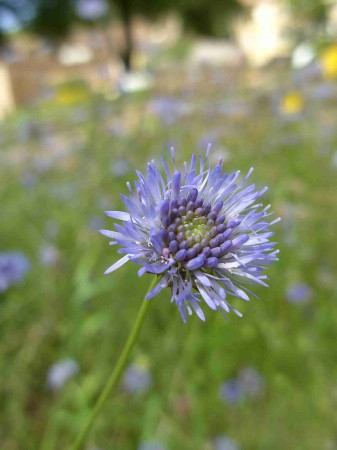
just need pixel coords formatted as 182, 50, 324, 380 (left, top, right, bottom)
321, 44, 337, 79
279, 91, 304, 115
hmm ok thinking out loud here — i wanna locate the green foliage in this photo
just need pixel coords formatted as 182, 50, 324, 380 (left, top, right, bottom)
30, 0, 75, 43
284, 0, 333, 44
109, 0, 173, 19
179, 0, 244, 37
287, 0, 330, 25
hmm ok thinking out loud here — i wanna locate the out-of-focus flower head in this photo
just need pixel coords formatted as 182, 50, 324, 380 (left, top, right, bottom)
213, 435, 240, 450
308, 82, 337, 101
148, 96, 191, 125
100, 148, 280, 322
75, 0, 108, 21
47, 358, 79, 390
286, 282, 313, 304
320, 44, 337, 79
39, 244, 59, 267
220, 367, 264, 404
138, 440, 166, 450
279, 91, 304, 116
123, 362, 152, 394
220, 378, 244, 404
0, 252, 30, 293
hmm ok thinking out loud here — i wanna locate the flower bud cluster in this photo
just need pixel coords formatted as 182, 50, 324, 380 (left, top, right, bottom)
159, 188, 246, 271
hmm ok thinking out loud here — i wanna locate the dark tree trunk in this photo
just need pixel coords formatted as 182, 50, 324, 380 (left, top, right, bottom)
118, 0, 133, 71
0, 34, 7, 54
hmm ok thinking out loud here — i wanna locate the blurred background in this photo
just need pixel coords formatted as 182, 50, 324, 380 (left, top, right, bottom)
1, 1, 337, 449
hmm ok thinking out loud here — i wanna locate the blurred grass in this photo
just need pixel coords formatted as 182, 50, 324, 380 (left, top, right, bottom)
1, 57, 337, 450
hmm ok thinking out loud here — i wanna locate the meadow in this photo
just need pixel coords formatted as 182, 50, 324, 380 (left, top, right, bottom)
1, 52, 337, 450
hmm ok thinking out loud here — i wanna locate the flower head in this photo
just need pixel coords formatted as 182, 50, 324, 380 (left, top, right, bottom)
0, 252, 30, 293
123, 363, 152, 394
286, 282, 313, 304
219, 378, 244, 404
219, 367, 264, 404
47, 358, 79, 390
100, 149, 280, 322
138, 441, 166, 450
213, 435, 240, 450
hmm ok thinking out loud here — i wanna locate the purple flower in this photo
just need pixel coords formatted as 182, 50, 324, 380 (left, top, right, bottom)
47, 358, 79, 390
220, 367, 264, 404
75, 0, 108, 21
123, 363, 152, 394
308, 82, 337, 101
100, 149, 280, 322
39, 244, 59, 267
0, 252, 30, 293
286, 282, 313, 304
148, 96, 192, 125
138, 441, 166, 450
213, 436, 240, 450
219, 379, 244, 404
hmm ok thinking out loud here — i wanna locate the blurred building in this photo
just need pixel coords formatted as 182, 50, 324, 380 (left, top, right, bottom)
0, 15, 181, 113
235, 0, 290, 66
0, 0, 336, 117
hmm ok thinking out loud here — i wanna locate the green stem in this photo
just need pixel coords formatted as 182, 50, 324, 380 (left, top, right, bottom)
71, 276, 157, 450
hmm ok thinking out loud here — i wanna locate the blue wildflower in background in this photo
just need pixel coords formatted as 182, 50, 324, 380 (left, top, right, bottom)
138, 440, 166, 450
47, 358, 79, 391
220, 367, 265, 404
123, 363, 152, 394
100, 149, 280, 322
39, 244, 59, 267
0, 252, 30, 293
220, 378, 244, 404
213, 435, 240, 450
286, 282, 313, 304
